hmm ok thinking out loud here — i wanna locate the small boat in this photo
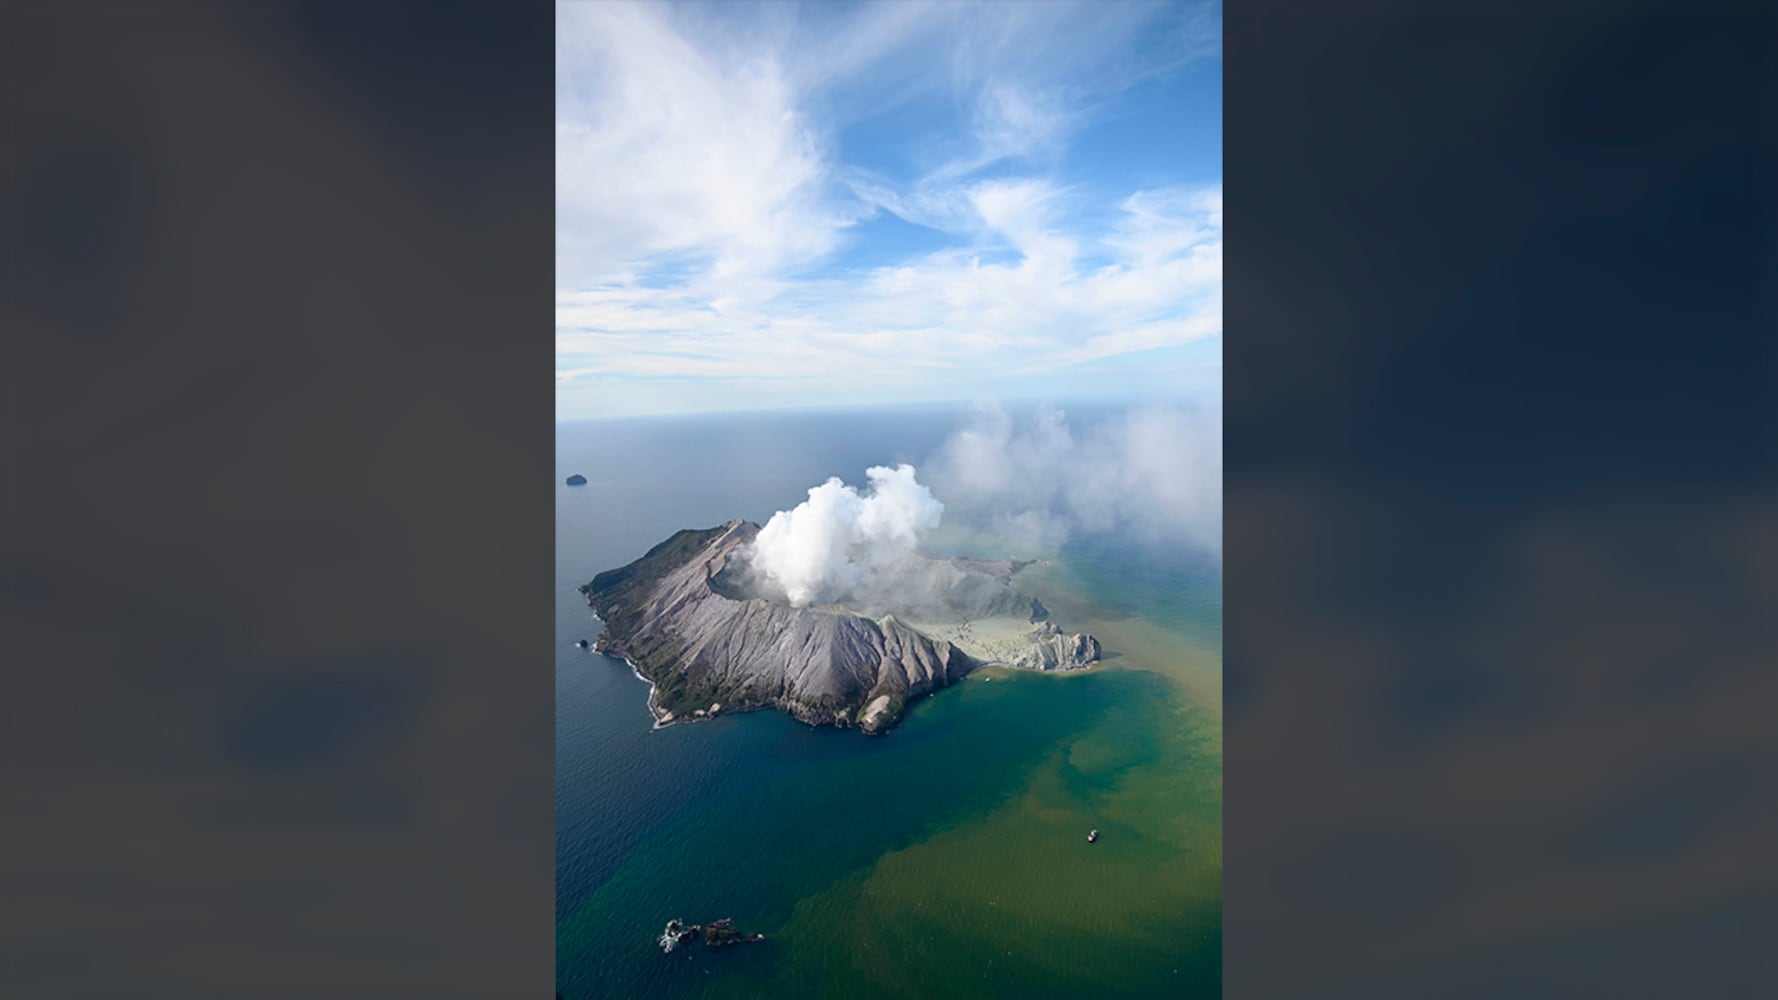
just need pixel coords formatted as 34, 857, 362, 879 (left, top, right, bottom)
1087, 829, 1099, 843
576, 638, 590, 649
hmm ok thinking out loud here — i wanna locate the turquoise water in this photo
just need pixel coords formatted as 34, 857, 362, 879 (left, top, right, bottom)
557, 407, 1221, 998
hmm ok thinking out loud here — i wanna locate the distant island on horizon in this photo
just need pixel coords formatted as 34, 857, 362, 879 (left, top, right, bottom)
579, 519, 1102, 734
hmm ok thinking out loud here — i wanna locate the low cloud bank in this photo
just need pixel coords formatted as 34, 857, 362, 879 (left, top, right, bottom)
924, 401, 1222, 558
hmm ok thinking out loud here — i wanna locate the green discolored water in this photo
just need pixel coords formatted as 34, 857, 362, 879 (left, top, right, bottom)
557, 409, 1220, 998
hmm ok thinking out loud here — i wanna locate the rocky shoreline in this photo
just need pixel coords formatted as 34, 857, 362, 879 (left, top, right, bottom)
602, 638, 810, 731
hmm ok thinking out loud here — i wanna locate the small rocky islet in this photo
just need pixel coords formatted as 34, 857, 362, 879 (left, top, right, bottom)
580, 519, 1101, 735
658, 917, 765, 953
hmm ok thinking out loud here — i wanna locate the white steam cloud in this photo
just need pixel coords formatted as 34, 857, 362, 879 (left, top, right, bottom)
742, 402, 1218, 612
925, 401, 1221, 558
746, 464, 945, 608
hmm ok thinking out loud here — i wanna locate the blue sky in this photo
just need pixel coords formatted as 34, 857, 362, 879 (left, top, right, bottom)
557, 1, 1220, 419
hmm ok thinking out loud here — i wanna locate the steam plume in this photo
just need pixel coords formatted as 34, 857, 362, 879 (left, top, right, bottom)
745, 464, 944, 608
925, 401, 1221, 558
742, 401, 1217, 612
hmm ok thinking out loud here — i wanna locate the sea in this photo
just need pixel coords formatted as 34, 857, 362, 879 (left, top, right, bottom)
556, 404, 1222, 999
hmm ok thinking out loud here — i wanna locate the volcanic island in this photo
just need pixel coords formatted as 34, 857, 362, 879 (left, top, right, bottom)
579, 519, 1102, 734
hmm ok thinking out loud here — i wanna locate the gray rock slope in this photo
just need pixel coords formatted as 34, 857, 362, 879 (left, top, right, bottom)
582, 520, 975, 734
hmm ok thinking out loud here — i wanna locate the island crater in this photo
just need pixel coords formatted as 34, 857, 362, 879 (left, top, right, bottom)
580, 519, 1101, 734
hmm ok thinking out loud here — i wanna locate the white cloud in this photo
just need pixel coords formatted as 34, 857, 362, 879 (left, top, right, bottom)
556, 1, 1220, 413
968, 178, 1065, 252
556, 179, 1220, 382
555, 2, 850, 288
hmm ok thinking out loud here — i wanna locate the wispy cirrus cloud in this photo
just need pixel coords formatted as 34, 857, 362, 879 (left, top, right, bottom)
556, 0, 1220, 417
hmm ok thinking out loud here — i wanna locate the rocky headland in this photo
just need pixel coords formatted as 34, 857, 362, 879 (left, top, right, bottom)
580, 519, 1101, 734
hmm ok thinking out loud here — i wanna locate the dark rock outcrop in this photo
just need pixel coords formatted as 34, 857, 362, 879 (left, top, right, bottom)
702, 918, 763, 947
565, 474, 588, 486
659, 917, 764, 953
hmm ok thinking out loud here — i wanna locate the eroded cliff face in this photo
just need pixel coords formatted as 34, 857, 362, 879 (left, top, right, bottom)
580, 519, 1100, 734
1011, 622, 1103, 672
